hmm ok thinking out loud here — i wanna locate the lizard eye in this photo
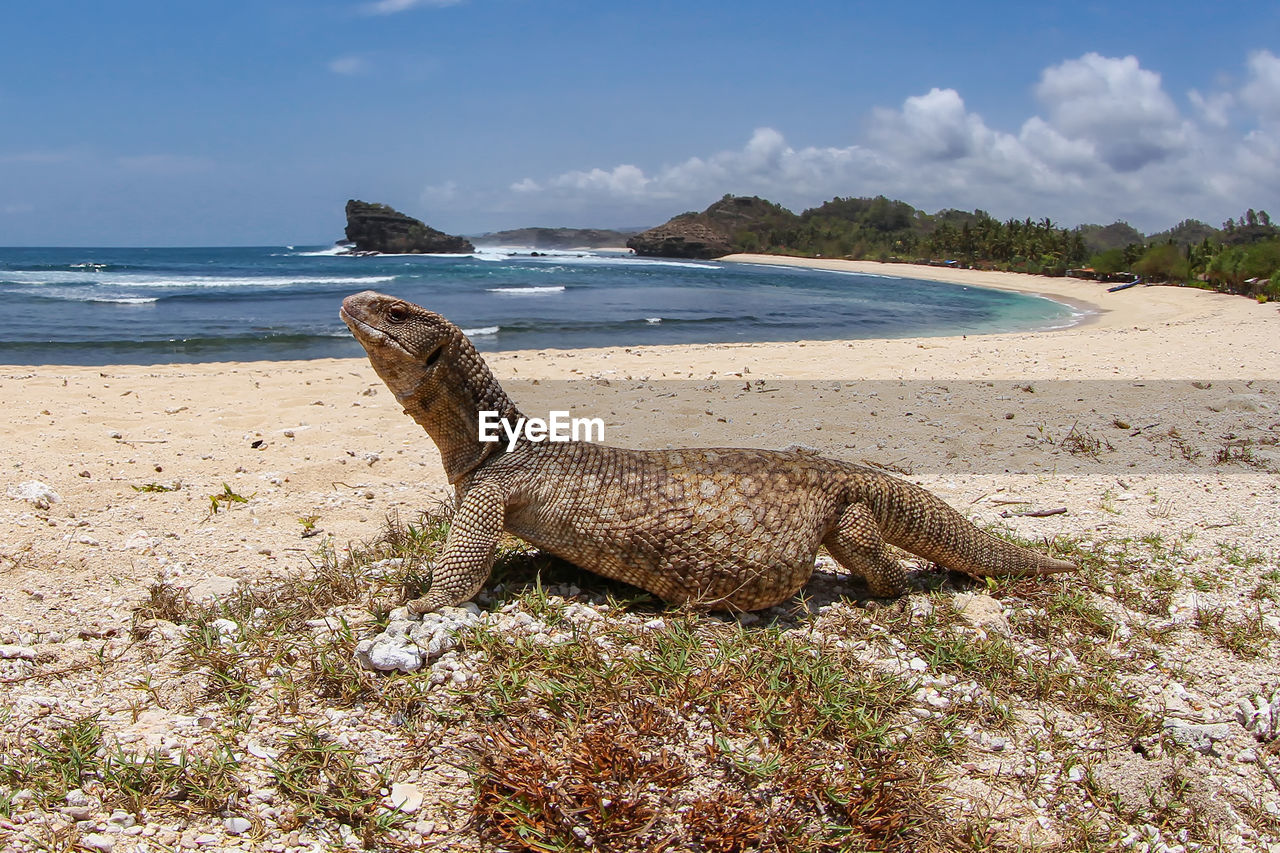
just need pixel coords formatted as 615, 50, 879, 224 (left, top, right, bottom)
385, 304, 410, 323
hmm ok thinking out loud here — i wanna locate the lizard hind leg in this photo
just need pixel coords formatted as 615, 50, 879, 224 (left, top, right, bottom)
822, 502, 908, 597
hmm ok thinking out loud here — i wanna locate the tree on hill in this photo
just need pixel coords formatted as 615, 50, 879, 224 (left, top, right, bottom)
1221, 208, 1279, 246
931, 208, 983, 230
1132, 243, 1188, 282
921, 212, 1087, 273
1076, 221, 1145, 254
629, 194, 1278, 299
702, 195, 1094, 271
801, 196, 922, 233
1147, 219, 1221, 247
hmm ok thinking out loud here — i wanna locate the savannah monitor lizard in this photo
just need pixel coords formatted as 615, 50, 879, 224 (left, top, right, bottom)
340, 290, 1075, 613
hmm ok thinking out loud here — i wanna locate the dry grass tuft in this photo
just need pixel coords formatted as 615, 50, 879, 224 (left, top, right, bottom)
466, 608, 964, 851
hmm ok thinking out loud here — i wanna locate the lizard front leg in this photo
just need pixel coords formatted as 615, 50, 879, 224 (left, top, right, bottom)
407, 481, 507, 614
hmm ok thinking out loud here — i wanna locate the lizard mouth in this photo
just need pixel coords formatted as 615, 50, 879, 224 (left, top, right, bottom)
340, 305, 412, 356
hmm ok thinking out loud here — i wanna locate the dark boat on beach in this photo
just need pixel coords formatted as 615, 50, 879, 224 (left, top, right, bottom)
1107, 278, 1143, 292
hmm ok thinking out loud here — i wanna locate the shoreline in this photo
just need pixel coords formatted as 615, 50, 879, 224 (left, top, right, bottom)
3, 252, 1274, 379
722, 253, 1123, 330
472, 252, 1275, 381
721, 254, 1107, 332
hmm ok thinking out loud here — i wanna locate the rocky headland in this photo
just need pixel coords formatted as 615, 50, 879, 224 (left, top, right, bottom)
344, 200, 475, 254
627, 195, 792, 259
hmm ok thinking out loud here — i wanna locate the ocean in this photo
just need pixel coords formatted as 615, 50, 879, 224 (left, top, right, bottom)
0, 246, 1077, 364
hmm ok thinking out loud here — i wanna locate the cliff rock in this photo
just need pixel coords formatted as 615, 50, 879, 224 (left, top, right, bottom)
626, 216, 732, 259
344, 200, 475, 254
627, 195, 796, 259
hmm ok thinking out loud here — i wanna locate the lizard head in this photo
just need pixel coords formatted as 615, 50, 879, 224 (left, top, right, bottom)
341, 290, 519, 483
340, 290, 458, 402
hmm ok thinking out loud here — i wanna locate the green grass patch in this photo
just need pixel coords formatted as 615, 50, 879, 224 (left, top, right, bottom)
0, 714, 244, 818
270, 725, 407, 845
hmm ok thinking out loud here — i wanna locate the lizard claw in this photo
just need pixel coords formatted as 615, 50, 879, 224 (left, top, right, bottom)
406, 592, 453, 616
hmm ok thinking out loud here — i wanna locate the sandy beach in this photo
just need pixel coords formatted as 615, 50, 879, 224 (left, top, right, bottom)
3, 258, 1273, 587
2, 257, 1279, 849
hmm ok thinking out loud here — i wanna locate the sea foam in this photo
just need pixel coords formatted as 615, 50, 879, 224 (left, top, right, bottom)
1, 271, 398, 289
85, 296, 160, 304
474, 248, 720, 271
486, 285, 566, 295
290, 246, 352, 257
541, 255, 721, 271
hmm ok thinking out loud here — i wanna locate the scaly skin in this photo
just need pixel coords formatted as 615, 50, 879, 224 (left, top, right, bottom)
340, 290, 1076, 613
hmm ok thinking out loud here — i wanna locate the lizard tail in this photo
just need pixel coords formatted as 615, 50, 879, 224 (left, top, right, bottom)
860, 472, 1077, 578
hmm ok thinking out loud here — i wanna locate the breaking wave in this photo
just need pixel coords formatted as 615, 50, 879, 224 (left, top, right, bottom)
486, 285, 566, 295
0, 271, 398, 289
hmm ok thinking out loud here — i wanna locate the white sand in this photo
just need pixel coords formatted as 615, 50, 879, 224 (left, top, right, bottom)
1, 255, 1275, 629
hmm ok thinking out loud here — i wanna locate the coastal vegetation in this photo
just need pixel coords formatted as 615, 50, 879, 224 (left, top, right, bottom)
629, 195, 1280, 299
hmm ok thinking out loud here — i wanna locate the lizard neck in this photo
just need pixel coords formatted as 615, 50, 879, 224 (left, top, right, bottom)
397, 334, 523, 485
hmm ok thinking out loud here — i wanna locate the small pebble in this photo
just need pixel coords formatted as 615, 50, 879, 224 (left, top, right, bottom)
224, 817, 252, 835
82, 834, 115, 853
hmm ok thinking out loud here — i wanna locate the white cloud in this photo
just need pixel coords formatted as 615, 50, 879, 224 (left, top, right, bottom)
1189, 89, 1234, 128
1241, 49, 1280, 123
364, 0, 462, 14
421, 180, 459, 206
1034, 53, 1186, 172
517, 163, 652, 197
511, 128, 879, 211
869, 88, 993, 161
1015, 117, 1100, 176
495, 51, 1279, 231
328, 56, 368, 75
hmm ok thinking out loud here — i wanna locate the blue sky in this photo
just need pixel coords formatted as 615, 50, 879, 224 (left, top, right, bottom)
2, 1, 1278, 245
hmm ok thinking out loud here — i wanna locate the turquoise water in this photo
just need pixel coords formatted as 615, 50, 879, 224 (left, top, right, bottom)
0, 246, 1076, 364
